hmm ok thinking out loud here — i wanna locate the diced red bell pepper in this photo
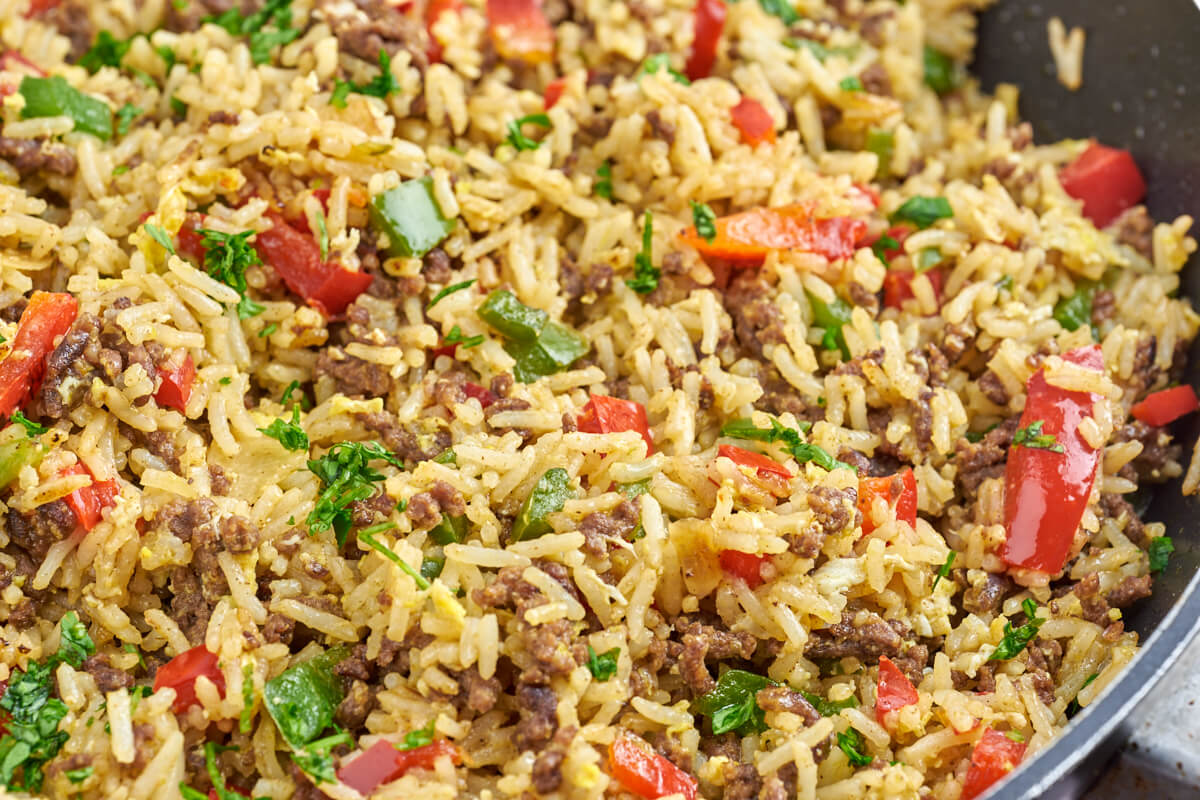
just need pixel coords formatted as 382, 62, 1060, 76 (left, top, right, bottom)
62, 463, 119, 532
155, 351, 195, 414
608, 736, 697, 800
177, 218, 205, 262
683, 0, 726, 82
486, 0, 554, 63
425, 0, 463, 62
961, 727, 1027, 800
463, 381, 497, 408
1000, 345, 1104, 574
338, 739, 463, 796
883, 268, 944, 310
154, 645, 226, 714
24, 0, 61, 16
717, 443, 793, 479
729, 96, 775, 147
677, 205, 867, 265
254, 212, 373, 317
1059, 143, 1146, 228
1131, 385, 1200, 427
0, 291, 78, 418
719, 549, 768, 588
875, 655, 919, 725
577, 394, 654, 454
850, 182, 881, 210
543, 76, 566, 110
858, 468, 917, 536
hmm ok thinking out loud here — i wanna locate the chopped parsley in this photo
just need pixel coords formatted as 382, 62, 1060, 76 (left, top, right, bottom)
866, 129, 894, 179
240, 660, 256, 734
784, 38, 858, 63
291, 729, 352, 785
115, 103, 142, 136
690, 200, 717, 244
331, 49, 401, 107
639, 53, 690, 85
1149, 536, 1174, 573
1012, 420, 1064, 453
839, 75, 864, 92
505, 113, 552, 151
1067, 672, 1100, 717
122, 643, 146, 669
1053, 280, 1099, 335
836, 727, 872, 766
807, 290, 853, 359
65, 766, 94, 784
258, 322, 277, 338
625, 210, 660, 295
144, 223, 176, 255
432, 449, 457, 465
932, 551, 956, 590
890, 196, 953, 230
694, 669, 775, 736
78, 31, 134, 74
307, 442, 404, 545
586, 645, 620, 682
258, 405, 309, 452
965, 421, 999, 444
280, 380, 310, 410
442, 325, 484, 349
721, 416, 854, 473
218, 376, 232, 385
871, 234, 899, 267
156, 44, 178, 73
206, 0, 299, 65
19, 76, 113, 140
799, 690, 857, 717
988, 597, 1045, 662
112, 164, 130, 176
358, 521, 430, 590
427, 278, 477, 309
9, 411, 45, 438
996, 274, 1014, 292
1005, 730, 1025, 742
756, 0, 800, 26
193, 227, 265, 319
420, 556, 445, 581
923, 46, 962, 94
594, 160, 613, 199
398, 720, 435, 751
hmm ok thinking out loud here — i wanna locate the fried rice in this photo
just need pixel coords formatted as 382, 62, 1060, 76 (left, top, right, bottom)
0, 0, 1196, 798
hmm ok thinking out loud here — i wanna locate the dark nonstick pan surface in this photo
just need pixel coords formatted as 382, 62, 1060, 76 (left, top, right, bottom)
972, 1, 1200, 797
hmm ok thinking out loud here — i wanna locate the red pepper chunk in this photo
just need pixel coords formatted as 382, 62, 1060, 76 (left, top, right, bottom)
24, 0, 61, 16
0, 291, 78, 418
1131, 385, 1200, 427
719, 549, 768, 588
858, 468, 917, 536
486, 0, 554, 63
717, 443, 793, 479
875, 655, 918, 725
1000, 345, 1103, 574
729, 96, 775, 147
577, 395, 654, 454
463, 381, 497, 408
155, 351, 195, 414
1059, 143, 1146, 228
154, 645, 225, 714
677, 205, 866, 265
425, 0, 463, 62
254, 212, 373, 317
543, 76, 566, 110
883, 268, 944, 311
62, 463, 119, 532
608, 736, 697, 800
338, 739, 463, 796
683, 0, 726, 81
961, 728, 1027, 800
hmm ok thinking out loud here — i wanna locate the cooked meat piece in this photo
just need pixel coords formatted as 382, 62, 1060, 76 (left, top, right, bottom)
1112, 205, 1154, 260
316, 349, 392, 398
219, 515, 260, 554
7, 500, 76, 561
530, 725, 575, 793
82, 653, 133, 692
955, 417, 1019, 497
0, 136, 78, 176
963, 573, 1015, 616
320, 0, 430, 70
358, 410, 451, 463
804, 611, 904, 661
514, 681, 559, 749
579, 500, 639, 556
334, 679, 376, 730
755, 686, 820, 725
1106, 574, 1152, 608
978, 370, 1010, 406
645, 110, 676, 144
724, 272, 787, 359
860, 61, 893, 96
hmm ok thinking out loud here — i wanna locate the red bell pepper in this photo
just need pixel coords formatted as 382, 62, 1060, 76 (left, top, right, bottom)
1000, 345, 1104, 574
683, 0, 726, 82
254, 212, 373, 317
717, 443, 793, 479
425, 0, 463, 62
154, 645, 226, 714
961, 727, 1027, 800
155, 351, 195, 414
1131, 385, 1200, 427
543, 76, 566, 110
486, 0, 554, 63
883, 268, 944, 310
677, 205, 867, 265
719, 549, 768, 588
24, 0, 61, 16
850, 182, 881, 210
62, 463, 119, 532
577, 395, 654, 454
608, 736, 697, 800
729, 96, 775, 147
463, 381, 497, 408
177, 218, 205, 262
338, 739, 462, 796
875, 655, 918, 724
0, 291, 78, 418
1059, 143, 1146, 228
858, 468, 917, 536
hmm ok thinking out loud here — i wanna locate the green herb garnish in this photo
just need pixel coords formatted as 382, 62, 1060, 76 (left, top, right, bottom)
306, 442, 404, 545
890, 196, 953, 229
639, 53, 690, 85
932, 551, 955, 590
988, 597, 1045, 662
9, 411, 45, 438
428, 279, 476, 309
330, 49, 400, 107
594, 160, 613, 199
694, 669, 776, 736
505, 113, 552, 151
586, 645, 620, 682
836, 728, 872, 766
839, 75, 863, 92
923, 46, 962, 94
258, 405, 308, 452
1149, 536, 1174, 573
690, 200, 717, 245
625, 210, 660, 295
1012, 420, 1064, 453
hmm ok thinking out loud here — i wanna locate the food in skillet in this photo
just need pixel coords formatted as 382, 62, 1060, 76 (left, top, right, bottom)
0, 0, 1196, 798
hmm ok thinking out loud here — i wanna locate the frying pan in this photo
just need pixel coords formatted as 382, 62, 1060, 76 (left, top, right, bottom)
971, 1, 1200, 796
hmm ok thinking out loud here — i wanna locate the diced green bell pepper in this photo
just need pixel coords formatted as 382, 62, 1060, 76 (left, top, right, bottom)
428, 513, 467, 545
476, 289, 549, 342
806, 291, 853, 360
369, 177, 456, 258
505, 321, 589, 384
511, 468, 572, 542
263, 645, 348, 748
0, 437, 46, 490
19, 76, 113, 141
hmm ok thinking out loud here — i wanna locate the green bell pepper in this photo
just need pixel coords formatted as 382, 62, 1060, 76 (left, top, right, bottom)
263, 645, 349, 748
369, 177, 456, 258
511, 468, 572, 542
19, 76, 113, 141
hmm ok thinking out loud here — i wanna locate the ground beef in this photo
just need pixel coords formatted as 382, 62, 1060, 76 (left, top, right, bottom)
580, 115, 614, 139
358, 410, 452, 463
954, 417, 1018, 497
645, 110, 676, 144
47, 753, 93, 780
753, 367, 825, 420
858, 9, 894, 45
1114, 419, 1180, 480
0, 136, 78, 176
1113, 205, 1154, 260
963, 573, 1015, 616
978, 370, 1010, 406
860, 61, 893, 96
165, 0, 241, 31
169, 567, 212, 645
334, 679, 375, 730
1098, 493, 1148, 547
1073, 573, 1111, 626
561, 257, 615, 318
701, 734, 759, 800
890, 643, 930, 686
1106, 574, 1153, 608
40, 0, 94, 58
421, 248, 453, 284
530, 725, 575, 794
431, 372, 467, 409
847, 281, 880, 316
405, 479, 465, 529
8, 597, 37, 631
209, 464, 232, 495
578, 500, 639, 556
676, 619, 757, 694
289, 761, 333, 800
450, 667, 502, 714
32, 313, 102, 419
320, 0, 430, 70
490, 373, 514, 398
724, 272, 787, 359
806, 486, 854, 538
7, 500, 76, 561
1091, 289, 1117, 327
760, 763, 799, 800
514, 681, 559, 749
1025, 638, 1062, 706
755, 686, 820, 725
804, 610, 904, 662
82, 653, 133, 692
316, 349, 391, 398
219, 516, 260, 554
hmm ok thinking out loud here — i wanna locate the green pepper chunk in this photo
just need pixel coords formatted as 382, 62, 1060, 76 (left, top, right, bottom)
369, 177, 456, 258
0, 436, 46, 490
865, 129, 893, 179
476, 289, 549, 342
428, 513, 467, 545
505, 321, 589, 383
19, 76, 114, 141
511, 468, 572, 542
1053, 280, 1098, 334
806, 291, 853, 360
263, 646, 349, 749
